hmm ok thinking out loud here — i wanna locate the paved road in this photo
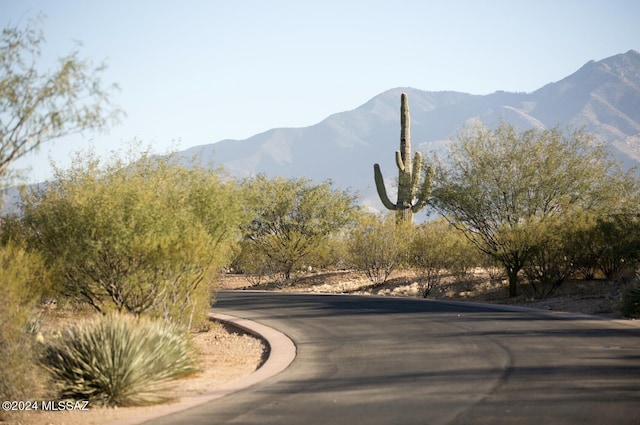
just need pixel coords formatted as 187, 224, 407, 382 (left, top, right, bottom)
147, 291, 640, 425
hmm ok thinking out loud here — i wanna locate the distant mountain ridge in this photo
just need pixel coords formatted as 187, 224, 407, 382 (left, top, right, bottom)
182, 50, 640, 211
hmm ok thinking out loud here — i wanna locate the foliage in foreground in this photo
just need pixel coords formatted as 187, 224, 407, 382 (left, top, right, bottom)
41, 312, 196, 407
0, 15, 120, 183
5, 147, 240, 329
0, 243, 49, 403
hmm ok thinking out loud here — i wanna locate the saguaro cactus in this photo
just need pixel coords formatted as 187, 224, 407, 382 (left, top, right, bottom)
373, 92, 433, 223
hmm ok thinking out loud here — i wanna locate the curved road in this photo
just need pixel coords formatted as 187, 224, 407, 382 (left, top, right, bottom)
148, 291, 640, 425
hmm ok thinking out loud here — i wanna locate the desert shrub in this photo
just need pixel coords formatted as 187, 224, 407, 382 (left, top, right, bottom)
431, 123, 639, 298
564, 212, 602, 280
480, 254, 506, 282
40, 312, 196, 407
621, 280, 640, 318
234, 239, 283, 285
10, 147, 240, 330
593, 215, 640, 279
522, 217, 579, 299
566, 212, 640, 281
234, 231, 346, 286
0, 243, 50, 403
446, 230, 483, 291
521, 212, 640, 299
347, 214, 410, 285
308, 232, 348, 270
239, 175, 358, 281
409, 218, 456, 297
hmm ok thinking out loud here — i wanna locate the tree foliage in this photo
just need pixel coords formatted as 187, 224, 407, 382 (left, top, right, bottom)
409, 218, 480, 296
0, 16, 120, 181
409, 219, 453, 296
622, 280, 640, 318
521, 216, 580, 298
431, 123, 637, 297
347, 214, 411, 285
0, 243, 49, 402
238, 175, 358, 281
7, 147, 239, 329
592, 214, 640, 279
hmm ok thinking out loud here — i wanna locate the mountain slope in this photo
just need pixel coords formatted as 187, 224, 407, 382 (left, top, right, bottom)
180, 50, 640, 210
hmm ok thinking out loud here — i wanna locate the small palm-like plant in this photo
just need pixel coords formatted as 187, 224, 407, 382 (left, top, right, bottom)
41, 313, 197, 406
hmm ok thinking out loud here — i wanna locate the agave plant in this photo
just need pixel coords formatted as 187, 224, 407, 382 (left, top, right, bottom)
41, 313, 197, 406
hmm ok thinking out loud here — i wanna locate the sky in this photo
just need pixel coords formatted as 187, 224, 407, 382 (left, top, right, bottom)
2, 0, 640, 183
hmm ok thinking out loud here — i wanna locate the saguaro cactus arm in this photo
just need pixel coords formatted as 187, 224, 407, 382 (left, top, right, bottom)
395, 151, 405, 171
373, 163, 398, 210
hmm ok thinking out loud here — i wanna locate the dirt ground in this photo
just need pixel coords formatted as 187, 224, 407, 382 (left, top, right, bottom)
3, 321, 266, 425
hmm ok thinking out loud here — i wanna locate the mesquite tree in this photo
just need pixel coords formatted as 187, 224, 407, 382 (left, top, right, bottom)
239, 175, 359, 281
431, 123, 638, 297
0, 16, 120, 182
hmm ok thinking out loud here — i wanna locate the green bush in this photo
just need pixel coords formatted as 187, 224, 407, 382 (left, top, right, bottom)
409, 218, 479, 296
41, 312, 197, 406
622, 281, 640, 319
347, 214, 411, 285
10, 148, 240, 329
0, 243, 49, 404
409, 219, 450, 296
239, 175, 358, 281
522, 216, 578, 299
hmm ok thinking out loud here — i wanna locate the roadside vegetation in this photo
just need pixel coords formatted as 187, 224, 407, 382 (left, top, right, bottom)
234, 175, 358, 283
2, 16, 640, 420
41, 313, 197, 407
4, 148, 240, 329
430, 123, 640, 298
229, 121, 640, 321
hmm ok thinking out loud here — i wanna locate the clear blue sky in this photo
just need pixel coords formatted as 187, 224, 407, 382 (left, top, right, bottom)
2, 0, 639, 183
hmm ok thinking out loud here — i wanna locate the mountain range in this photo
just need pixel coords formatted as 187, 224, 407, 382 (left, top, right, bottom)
8, 51, 640, 215
179, 50, 640, 212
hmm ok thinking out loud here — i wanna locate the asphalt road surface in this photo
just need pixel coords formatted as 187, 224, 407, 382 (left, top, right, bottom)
147, 291, 640, 425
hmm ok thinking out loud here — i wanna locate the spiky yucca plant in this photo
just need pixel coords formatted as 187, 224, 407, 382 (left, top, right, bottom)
41, 313, 197, 406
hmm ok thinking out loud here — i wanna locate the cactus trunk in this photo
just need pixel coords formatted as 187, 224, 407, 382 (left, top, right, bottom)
373, 93, 433, 223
